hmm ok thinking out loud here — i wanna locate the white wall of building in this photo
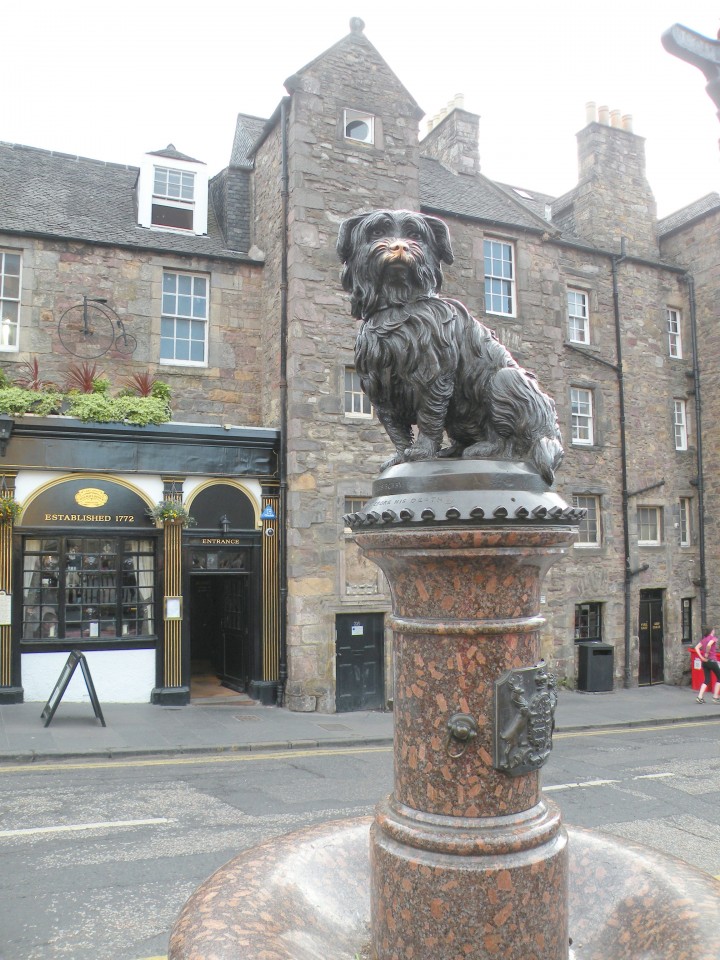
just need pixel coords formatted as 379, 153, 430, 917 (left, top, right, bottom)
22, 649, 155, 702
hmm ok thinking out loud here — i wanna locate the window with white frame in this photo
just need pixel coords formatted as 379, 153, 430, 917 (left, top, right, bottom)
679, 497, 692, 546
344, 109, 375, 144
667, 307, 682, 359
674, 399, 688, 450
344, 367, 372, 417
574, 602, 602, 642
638, 506, 663, 546
0, 251, 21, 351
570, 387, 594, 445
567, 289, 589, 344
160, 271, 208, 365
572, 495, 601, 546
152, 166, 196, 231
483, 239, 515, 316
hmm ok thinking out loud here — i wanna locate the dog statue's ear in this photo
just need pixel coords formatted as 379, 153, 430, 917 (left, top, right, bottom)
337, 214, 370, 263
422, 215, 454, 265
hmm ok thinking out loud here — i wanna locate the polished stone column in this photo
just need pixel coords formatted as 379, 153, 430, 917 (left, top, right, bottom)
351, 464, 577, 960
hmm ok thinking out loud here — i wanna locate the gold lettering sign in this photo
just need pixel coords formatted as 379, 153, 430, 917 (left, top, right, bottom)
75, 488, 109, 508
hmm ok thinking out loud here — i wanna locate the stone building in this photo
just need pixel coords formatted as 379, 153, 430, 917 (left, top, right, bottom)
0, 19, 718, 711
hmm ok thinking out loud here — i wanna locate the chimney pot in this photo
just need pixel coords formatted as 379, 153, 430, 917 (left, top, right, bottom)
610, 109, 621, 128
598, 104, 610, 125
622, 114, 633, 132
585, 101, 597, 124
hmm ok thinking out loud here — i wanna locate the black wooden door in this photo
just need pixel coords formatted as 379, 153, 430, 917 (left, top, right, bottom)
222, 575, 250, 690
336, 613, 385, 712
638, 590, 664, 685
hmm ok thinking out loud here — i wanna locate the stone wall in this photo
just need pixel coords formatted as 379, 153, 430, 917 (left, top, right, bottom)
661, 209, 720, 636
0, 234, 265, 426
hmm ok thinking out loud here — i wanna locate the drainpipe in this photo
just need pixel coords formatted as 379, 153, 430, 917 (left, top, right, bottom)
277, 96, 290, 706
685, 273, 707, 627
610, 250, 634, 689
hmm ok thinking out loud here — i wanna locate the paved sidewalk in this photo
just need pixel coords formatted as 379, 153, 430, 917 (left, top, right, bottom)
0, 683, 716, 762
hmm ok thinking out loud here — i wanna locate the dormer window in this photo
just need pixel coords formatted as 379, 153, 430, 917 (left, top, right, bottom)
344, 109, 374, 144
152, 166, 195, 230
137, 145, 208, 235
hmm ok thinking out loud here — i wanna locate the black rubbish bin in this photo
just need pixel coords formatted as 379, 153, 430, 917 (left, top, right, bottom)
576, 642, 614, 692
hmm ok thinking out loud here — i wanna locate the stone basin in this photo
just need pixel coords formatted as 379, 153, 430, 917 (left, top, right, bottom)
169, 816, 720, 960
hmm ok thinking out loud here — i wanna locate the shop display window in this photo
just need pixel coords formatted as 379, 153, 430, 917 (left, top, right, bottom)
22, 537, 155, 641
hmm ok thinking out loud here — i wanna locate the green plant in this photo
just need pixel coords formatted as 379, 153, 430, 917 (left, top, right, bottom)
14, 358, 57, 391
111, 395, 172, 425
120, 372, 171, 401
147, 500, 196, 527
0, 497, 22, 523
65, 361, 109, 395
63, 393, 115, 422
0, 386, 63, 416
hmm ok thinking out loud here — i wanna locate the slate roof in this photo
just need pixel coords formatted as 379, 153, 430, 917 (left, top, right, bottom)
229, 115, 268, 168
657, 192, 720, 238
419, 157, 556, 234
0, 142, 253, 260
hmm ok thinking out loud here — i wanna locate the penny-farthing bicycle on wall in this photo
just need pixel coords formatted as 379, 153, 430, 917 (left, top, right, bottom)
57, 296, 137, 359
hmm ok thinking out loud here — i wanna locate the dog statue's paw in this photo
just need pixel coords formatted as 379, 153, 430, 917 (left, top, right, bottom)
404, 436, 440, 462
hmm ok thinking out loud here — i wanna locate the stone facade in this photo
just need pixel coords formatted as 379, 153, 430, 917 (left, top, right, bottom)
2, 19, 718, 711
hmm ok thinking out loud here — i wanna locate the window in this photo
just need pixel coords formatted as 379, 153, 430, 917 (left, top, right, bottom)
572, 495, 601, 546
674, 399, 688, 450
567, 289, 589, 344
344, 109, 375, 144
22, 536, 155, 642
160, 271, 208, 365
484, 239, 515, 316
638, 506, 663, 546
682, 597, 693, 644
344, 497, 367, 515
574, 602, 602, 642
679, 497, 692, 546
0, 251, 21, 351
152, 166, 195, 231
344, 367, 372, 417
667, 307, 682, 359
570, 387, 594, 445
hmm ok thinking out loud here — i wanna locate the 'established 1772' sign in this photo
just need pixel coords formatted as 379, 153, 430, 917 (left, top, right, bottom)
22, 478, 155, 528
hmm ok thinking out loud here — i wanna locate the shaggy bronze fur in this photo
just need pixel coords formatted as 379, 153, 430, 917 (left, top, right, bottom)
337, 209, 564, 484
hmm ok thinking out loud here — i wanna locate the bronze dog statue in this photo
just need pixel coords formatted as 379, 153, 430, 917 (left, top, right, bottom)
337, 209, 564, 484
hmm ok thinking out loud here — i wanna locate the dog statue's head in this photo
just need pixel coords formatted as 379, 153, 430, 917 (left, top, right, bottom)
337, 209, 454, 319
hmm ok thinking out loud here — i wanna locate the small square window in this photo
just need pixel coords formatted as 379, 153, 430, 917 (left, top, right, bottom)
575, 602, 602, 642
344, 110, 374, 144
344, 367, 372, 417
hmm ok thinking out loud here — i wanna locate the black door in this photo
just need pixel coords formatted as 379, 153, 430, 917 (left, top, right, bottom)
638, 590, 664, 685
221, 575, 250, 690
336, 613, 384, 712
190, 575, 250, 691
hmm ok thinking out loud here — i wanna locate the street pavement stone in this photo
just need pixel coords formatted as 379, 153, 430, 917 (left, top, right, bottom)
0, 683, 718, 761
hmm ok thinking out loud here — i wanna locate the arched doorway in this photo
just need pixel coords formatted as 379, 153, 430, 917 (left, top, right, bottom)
185, 483, 261, 700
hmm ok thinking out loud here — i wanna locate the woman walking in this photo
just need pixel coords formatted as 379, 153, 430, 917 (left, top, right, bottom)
694, 626, 720, 703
